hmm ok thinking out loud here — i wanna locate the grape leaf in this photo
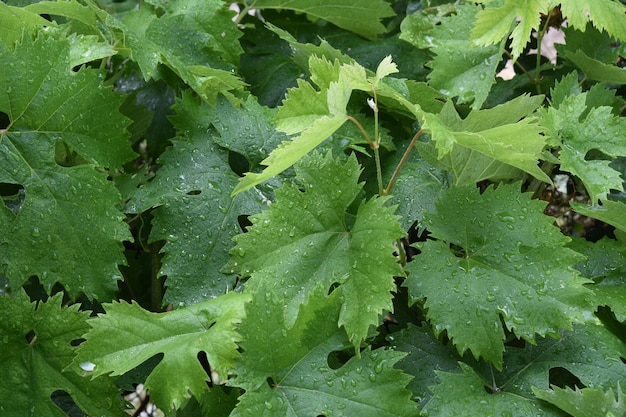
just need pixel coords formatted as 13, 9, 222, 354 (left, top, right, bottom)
423, 363, 555, 417
564, 50, 626, 84
569, 237, 626, 321
424, 4, 502, 109
108, 0, 245, 104
230, 283, 419, 417
421, 96, 552, 184
559, 0, 626, 42
125, 93, 269, 305
388, 324, 462, 404
0, 2, 49, 46
541, 90, 626, 202
250, 0, 395, 39
72, 291, 248, 410
0, 33, 133, 299
404, 183, 591, 368
571, 200, 626, 234
228, 153, 405, 347
421, 318, 626, 416
532, 385, 626, 417
471, 0, 546, 61
0, 291, 124, 417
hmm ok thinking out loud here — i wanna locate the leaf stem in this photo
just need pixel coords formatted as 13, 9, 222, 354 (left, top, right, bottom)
533, 9, 554, 94
347, 115, 376, 148
383, 129, 424, 196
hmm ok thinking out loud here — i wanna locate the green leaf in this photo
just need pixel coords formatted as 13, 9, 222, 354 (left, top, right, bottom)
541, 90, 626, 202
421, 96, 552, 184
72, 291, 248, 410
230, 284, 419, 417
0, 291, 124, 417
388, 324, 462, 404
108, 0, 245, 104
229, 153, 405, 347
424, 363, 552, 417
569, 237, 626, 322
0, 33, 133, 299
404, 183, 591, 368
571, 200, 626, 234
250, 0, 395, 39
125, 93, 269, 305
471, 0, 547, 61
0, 2, 50, 46
564, 49, 626, 84
532, 385, 626, 417
559, 0, 626, 42
425, 4, 503, 109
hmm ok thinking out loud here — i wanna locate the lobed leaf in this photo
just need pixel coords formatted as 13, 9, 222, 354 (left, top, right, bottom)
0, 33, 133, 300
404, 183, 591, 368
72, 291, 248, 410
532, 385, 625, 417
229, 153, 405, 347
231, 283, 419, 417
0, 291, 123, 417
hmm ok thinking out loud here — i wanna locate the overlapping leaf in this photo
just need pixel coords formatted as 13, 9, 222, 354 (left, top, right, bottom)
125, 93, 269, 305
229, 153, 405, 347
541, 77, 626, 202
420, 95, 552, 184
421, 4, 502, 109
230, 284, 418, 417
249, 0, 394, 39
533, 385, 625, 417
404, 183, 591, 368
0, 291, 123, 417
0, 33, 133, 299
72, 291, 248, 410
108, 0, 245, 104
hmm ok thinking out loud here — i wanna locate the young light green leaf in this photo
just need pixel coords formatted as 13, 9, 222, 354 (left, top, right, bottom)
532, 385, 625, 417
230, 283, 419, 417
72, 292, 248, 410
541, 91, 626, 202
559, 0, 626, 42
404, 183, 591, 368
0, 291, 124, 417
233, 57, 361, 195
229, 153, 405, 347
425, 4, 503, 108
471, 0, 547, 61
250, 0, 395, 39
421, 97, 552, 184
0, 33, 133, 300
374, 55, 398, 84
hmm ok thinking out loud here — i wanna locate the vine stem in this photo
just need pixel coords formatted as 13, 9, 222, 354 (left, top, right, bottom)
533, 8, 555, 94
234, 1, 256, 25
382, 129, 424, 196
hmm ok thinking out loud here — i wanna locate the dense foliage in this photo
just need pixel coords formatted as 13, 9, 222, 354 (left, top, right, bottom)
1, 0, 626, 416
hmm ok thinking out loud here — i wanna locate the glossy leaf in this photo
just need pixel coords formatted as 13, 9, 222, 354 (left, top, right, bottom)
532, 385, 625, 417
404, 183, 591, 368
72, 292, 248, 410
229, 153, 405, 347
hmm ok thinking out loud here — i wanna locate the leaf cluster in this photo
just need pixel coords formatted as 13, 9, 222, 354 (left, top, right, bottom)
1, 0, 626, 416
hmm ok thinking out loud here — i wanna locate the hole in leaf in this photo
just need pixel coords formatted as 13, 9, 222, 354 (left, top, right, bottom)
238, 214, 252, 232
0, 183, 25, 215
0, 111, 9, 130
197, 351, 214, 387
548, 367, 585, 390
228, 151, 250, 177
327, 282, 340, 295
186, 189, 201, 195
25, 329, 36, 345
266, 377, 276, 388
116, 354, 163, 394
50, 390, 86, 417
70, 338, 85, 347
